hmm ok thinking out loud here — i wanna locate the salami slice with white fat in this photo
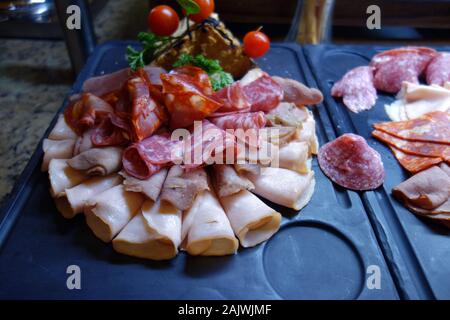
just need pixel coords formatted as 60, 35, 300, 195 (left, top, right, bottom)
370, 47, 436, 93
331, 66, 377, 113
318, 133, 384, 190
209, 112, 266, 130
426, 52, 450, 86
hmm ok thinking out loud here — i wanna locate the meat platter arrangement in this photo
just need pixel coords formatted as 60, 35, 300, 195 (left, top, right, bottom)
0, 1, 449, 299
304, 44, 450, 299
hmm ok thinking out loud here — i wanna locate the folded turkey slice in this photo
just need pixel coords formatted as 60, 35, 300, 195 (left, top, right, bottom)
48, 158, 88, 197
219, 189, 281, 248
113, 199, 182, 260
120, 168, 168, 201
55, 174, 122, 219
277, 141, 310, 173
160, 166, 209, 211
212, 165, 254, 198
246, 167, 315, 210
67, 147, 122, 176
84, 185, 145, 242
48, 114, 77, 140
181, 189, 238, 256
73, 129, 93, 155
384, 82, 450, 121
41, 139, 76, 171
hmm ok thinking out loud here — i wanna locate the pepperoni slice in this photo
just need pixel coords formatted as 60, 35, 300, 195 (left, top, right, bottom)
209, 112, 266, 130
388, 145, 442, 174
331, 66, 377, 113
370, 47, 437, 93
91, 113, 129, 147
243, 74, 283, 112
318, 133, 385, 190
64, 93, 113, 134
373, 111, 450, 145
426, 52, 450, 86
372, 129, 450, 161
161, 66, 222, 129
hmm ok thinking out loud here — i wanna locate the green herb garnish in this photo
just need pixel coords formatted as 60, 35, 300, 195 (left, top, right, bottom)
173, 54, 234, 91
127, 32, 170, 71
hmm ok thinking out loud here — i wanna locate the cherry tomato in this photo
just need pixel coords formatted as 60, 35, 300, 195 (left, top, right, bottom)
185, 0, 215, 23
243, 30, 270, 58
148, 5, 179, 36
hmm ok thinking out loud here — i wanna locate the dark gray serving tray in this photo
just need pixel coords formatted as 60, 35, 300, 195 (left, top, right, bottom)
304, 44, 450, 300
0, 42, 398, 299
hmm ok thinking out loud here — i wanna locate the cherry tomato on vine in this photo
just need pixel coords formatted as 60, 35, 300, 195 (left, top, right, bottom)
148, 5, 179, 36
243, 30, 270, 58
185, 0, 215, 23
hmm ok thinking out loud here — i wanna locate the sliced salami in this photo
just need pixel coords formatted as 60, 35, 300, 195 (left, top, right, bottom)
209, 112, 266, 130
318, 133, 384, 190
426, 52, 450, 86
373, 111, 450, 144
122, 134, 182, 179
370, 47, 437, 93
243, 74, 283, 113
211, 81, 251, 115
331, 66, 377, 113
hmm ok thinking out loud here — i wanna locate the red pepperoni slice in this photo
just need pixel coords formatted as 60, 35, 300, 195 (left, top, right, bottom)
426, 52, 450, 86
318, 133, 385, 190
243, 74, 283, 112
161, 66, 222, 129
370, 47, 437, 93
91, 113, 129, 147
209, 112, 266, 130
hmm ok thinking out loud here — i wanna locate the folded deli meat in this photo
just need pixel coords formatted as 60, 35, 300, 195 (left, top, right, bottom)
43, 64, 324, 260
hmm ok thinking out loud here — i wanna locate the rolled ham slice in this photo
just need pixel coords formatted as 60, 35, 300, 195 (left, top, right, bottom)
392, 165, 450, 210
212, 165, 254, 198
48, 159, 87, 197
277, 141, 310, 173
41, 139, 76, 171
113, 199, 182, 260
272, 76, 323, 106
84, 185, 145, 242
219, 189, 281, 248
160, 166, 209, 210
298, 111, 319, 155
181, 189, 238, 256
67, 147, 122, 176
73, 129, 93, 155
49, 115, 77, 140
119, 168, 168, 201
54, 174, 122, 219
246, 167, 315, 210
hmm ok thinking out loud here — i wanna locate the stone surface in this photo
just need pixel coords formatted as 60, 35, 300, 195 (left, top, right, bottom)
0, 0, 147, 205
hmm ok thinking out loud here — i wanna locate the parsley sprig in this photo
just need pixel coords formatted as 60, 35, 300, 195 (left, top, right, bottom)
173, 54, 234, 91
127, 32, 171, 71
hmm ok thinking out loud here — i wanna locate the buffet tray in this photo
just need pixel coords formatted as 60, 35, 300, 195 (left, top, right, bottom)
303, 44, 450, 300
0, 42, 398, 299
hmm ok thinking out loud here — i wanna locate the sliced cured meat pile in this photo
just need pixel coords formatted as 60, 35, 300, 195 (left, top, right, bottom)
384, 82, 450, 121
42, 65, 323, 260
318, 133, 384, 190
372, 111, 450, 173
426, 52, 450, 87
331, 66, 377, 113
392, 164, 450, 228
370, 47, 437, 93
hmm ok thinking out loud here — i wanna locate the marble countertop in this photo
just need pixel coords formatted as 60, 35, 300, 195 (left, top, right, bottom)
0, 0, 147, 205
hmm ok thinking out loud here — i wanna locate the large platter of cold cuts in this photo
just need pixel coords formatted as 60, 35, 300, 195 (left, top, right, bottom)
42, 64, 325, 260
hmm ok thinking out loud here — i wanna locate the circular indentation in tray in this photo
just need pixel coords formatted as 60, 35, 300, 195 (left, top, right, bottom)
263, 221, 364, 299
